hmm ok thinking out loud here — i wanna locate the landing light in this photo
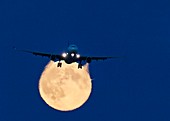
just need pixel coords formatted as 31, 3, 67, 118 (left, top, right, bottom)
62, 53, 67, 58
71, 53, 74, 57
76, 54, 80, 58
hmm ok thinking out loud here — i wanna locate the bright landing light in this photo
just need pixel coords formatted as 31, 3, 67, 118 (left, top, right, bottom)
71, 53, 74, 57
62, 53, 67, 58
76, 54, 80, 58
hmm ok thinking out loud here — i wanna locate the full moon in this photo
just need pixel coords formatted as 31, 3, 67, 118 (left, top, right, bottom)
39, 61, 92, 111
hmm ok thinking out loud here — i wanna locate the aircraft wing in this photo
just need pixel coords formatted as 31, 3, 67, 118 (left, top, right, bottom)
81, 56, 113, 60
14, 48, 63, 61
79, 56, 118, 62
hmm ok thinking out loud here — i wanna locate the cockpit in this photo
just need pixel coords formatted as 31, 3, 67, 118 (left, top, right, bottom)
67, 44, 78, 53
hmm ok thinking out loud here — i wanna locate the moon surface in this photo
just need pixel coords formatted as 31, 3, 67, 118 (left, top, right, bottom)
39, 61, 92, 111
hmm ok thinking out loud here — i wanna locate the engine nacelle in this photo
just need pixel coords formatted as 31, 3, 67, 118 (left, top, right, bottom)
86, 57, 92, 63
50, 55, 56, 61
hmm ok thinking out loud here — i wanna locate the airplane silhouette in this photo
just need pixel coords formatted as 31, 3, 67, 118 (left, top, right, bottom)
14, 44, 117, 68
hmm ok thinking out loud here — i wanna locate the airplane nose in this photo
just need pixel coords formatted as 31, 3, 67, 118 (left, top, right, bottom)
68, 46, 78, 53
72, 47, 77, 51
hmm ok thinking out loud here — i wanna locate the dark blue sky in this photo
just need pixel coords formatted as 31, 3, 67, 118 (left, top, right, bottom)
1, 0, 170, 121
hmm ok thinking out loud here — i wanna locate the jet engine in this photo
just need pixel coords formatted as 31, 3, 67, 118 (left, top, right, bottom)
86, 57, 92, 63
50, 55, 56, 61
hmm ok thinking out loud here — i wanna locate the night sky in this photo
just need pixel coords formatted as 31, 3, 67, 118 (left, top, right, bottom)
1, 0, 170, 121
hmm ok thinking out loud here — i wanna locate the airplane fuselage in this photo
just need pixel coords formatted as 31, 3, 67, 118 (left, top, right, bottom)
61, 44, 81, 64
64, 53, 78, 64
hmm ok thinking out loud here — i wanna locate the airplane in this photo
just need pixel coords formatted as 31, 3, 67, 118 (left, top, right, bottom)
14, 44, 118, 69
